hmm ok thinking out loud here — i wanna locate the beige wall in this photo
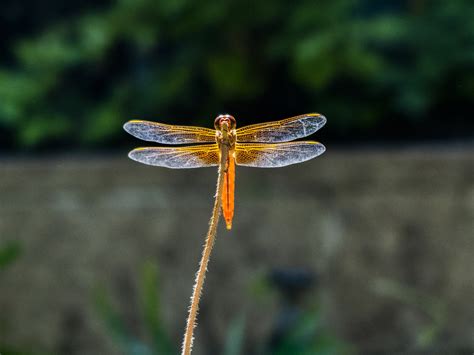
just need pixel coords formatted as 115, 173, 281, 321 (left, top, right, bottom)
0, 147, 473, 354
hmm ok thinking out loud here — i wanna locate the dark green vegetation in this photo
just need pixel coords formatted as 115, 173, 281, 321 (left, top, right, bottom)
0, 0, 473, 150
0, 241, 25, 355
96, 262, 349, 355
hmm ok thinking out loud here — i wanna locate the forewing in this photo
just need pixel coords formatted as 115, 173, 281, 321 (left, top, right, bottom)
236, 113, 326, 143
128, 144, 219, 168
235, 142, 325, 168
124, 120, 216, 144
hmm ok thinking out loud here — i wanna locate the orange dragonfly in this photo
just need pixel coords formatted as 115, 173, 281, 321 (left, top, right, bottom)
123, 113, 326, 230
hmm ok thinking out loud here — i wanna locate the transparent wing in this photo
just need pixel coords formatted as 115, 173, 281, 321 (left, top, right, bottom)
124, 120, 216, 144
235, 142, 325, 168
236, 113, 326, 143
128, 144, 219, 168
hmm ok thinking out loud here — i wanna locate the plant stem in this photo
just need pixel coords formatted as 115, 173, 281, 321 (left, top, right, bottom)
181, 145, 229, 355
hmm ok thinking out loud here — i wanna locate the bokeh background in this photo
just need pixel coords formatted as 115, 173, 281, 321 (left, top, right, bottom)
1, 0, 473, 354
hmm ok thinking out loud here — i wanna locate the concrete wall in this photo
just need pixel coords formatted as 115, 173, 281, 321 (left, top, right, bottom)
0, 146, 473, 354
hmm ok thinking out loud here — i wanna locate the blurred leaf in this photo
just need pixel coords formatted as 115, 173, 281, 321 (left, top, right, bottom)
274, 308, 351, 355
16, 29, 81, 71
373, 278, 447, 349
94, 286, 131, 345
95, 262, 174, 355
0, 241, 21, 270
19, 115, 71, 147
248, 271, 275, 303
223, 312, 246, 355
139, 261, 174, 354
94, 286, 152, 355
207, 53, 262, 99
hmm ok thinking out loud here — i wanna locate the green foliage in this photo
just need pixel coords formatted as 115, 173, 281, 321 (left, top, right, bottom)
96, 262, 349, 354
1, 0, 472, 148
138, 261, 174, 354
223, 313, 246, 355
95, 261, 174, 355
374, 278, 448, 350
271, 309, 351, 355
0, 241, 31, 355
0, 241, 21, 270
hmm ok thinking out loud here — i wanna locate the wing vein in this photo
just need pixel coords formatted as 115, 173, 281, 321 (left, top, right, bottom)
124, 120, 216, 144
128, 144, 220, 169
235, 142, 325, 168
236, 113, 326, 143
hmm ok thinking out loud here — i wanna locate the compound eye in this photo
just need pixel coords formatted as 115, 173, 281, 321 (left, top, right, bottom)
214, 114, 236, 130
226, 115, 236, 129
214, 116, 222, 129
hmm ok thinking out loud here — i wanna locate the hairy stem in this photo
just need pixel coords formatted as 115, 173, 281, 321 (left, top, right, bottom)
181, 145, 229, 355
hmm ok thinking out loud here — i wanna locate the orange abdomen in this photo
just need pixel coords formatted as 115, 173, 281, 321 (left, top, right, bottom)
222, 155, 235, 230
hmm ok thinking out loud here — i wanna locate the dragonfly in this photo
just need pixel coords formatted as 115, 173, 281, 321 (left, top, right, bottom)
123, 113, 326, 230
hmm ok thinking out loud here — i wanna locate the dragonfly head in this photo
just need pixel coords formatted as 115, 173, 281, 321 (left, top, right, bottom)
214, 114, 236, 131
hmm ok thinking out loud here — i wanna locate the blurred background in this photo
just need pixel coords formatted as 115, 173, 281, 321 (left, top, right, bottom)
0, 0, 473, 354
